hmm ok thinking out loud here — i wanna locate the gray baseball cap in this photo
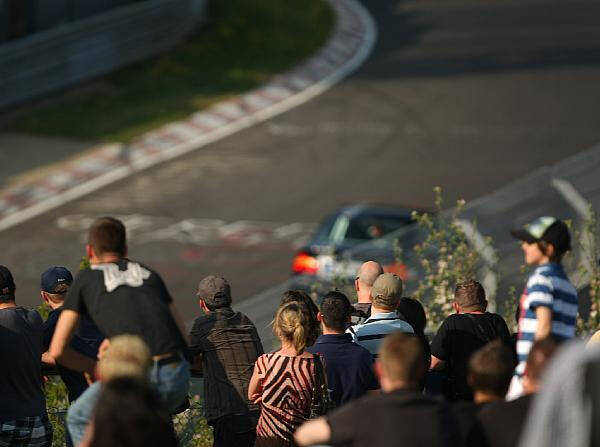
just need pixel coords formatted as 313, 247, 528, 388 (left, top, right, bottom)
371, 272, 403, 305
196, 275, 232, 308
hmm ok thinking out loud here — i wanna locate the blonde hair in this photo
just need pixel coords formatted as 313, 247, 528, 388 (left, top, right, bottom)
273, 302, 311, 353
98, 335, 151, 382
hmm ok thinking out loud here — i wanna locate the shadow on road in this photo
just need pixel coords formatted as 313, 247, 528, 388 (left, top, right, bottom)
356, 0, 600, 79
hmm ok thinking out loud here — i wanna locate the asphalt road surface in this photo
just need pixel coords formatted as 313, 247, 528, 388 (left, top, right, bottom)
2, 0, 600, 333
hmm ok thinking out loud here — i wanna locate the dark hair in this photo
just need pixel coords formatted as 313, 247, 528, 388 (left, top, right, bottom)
319, 291, 351, 332
454, 280, 486, 311
468, 341, 515, 398
525, 337, 559, 382
90, 377, 177, 447
539, 220, 571, 262
397, 297, 426, 336
280, 290, 320, 344
89, 217, 127, 257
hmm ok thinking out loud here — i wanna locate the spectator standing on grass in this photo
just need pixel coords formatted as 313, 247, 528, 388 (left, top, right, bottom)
430, 280, 511, 401
348, 272, 414, 357
478, 337, 558, 447
508, 217, 578, 399
40, 266, 104, 403
307, 291, 379, 406
0, 265, 52, 447
453, 341, 516, 447
79, 377, 177, 447
79, 336, 177, 447
49, 217, 190, 446
294, 333, 460, 447
248, 301, 322, 447
189, 275, 264, 447
351, 261, 384, 324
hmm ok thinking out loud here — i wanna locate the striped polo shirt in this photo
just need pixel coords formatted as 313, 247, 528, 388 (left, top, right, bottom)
347, 311, 414, 357
515, 263, 578, 377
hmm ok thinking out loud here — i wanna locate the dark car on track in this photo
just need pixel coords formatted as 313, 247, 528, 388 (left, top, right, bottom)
291, 204, 418, 280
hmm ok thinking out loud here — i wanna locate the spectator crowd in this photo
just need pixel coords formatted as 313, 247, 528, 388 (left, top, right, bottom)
0, 214, 597, 447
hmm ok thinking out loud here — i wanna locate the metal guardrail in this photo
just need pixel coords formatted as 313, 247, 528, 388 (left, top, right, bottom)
0, 0, 208, 109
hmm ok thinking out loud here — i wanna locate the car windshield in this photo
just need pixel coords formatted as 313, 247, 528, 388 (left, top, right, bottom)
314, 211, 413, 245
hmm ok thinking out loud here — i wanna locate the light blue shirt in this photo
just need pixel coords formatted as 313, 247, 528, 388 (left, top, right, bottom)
347, 311, 414, 357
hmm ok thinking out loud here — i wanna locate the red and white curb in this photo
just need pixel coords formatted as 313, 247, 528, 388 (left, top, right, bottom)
0, 0, 377, 233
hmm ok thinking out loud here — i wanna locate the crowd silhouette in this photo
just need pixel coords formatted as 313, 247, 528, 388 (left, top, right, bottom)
1, 215, 596, 447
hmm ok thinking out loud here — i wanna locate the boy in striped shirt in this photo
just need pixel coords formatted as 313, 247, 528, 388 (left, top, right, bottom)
508, 216, 578, 399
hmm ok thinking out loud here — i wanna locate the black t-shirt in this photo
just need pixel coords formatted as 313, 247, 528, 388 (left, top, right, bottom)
430, 313, 511, 400
0, 307, 46, 421
452, 401, 489, 447
477, 394, 534, 447
64, 259, 187, 356
43, 307, 104, 402
327, 389, 460, 447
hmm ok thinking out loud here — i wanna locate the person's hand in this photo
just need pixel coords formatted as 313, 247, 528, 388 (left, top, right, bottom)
250, 393, 262, 404
84, 361, 100, 385
97, 338, 111, 360
84, 371, 94, 386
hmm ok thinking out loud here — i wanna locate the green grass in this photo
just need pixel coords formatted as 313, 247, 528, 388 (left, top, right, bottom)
6, 0, 334, 142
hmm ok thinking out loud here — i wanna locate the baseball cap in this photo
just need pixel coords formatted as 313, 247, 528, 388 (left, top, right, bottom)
371, 272, 403, 305
41, 267, 73, 293
0, 265, 16, 299
196, 275, 232, 309
511, 216, 571, 253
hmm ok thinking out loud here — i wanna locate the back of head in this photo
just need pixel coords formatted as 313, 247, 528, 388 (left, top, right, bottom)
357, 261, 384, 288
0, 265, 16, 303
280, 290, 320, 345
41, 266, 73, 303
319, 291, 351, 332
525, 337, 559, 384
371, 272, 403, 310
397, 297, 426, 336
197, 275, 232, 310
468, 340, 515, 398
274, 301, 312, 353
89, 217, 127, 257
454, 279, 486, 311
280, 290, 319, 320
98, 335, 151, 382
540, 219, 571, 261
90, 377, 177, 447
378, 333, 425, 384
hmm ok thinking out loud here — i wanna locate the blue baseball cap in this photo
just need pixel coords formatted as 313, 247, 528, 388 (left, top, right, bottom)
41, 267, 73, 294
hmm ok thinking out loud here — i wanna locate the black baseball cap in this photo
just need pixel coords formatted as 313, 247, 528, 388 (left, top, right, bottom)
41, 267, 73, 293
0, 265, 16, 300
511, 216, 571, 253
196, 275, 232, 309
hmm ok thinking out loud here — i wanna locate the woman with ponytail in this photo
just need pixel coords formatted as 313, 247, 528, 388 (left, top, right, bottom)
248, 301, 322, 446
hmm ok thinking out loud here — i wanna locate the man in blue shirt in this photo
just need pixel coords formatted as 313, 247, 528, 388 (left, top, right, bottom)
348, 273, 414, 357
40, 267, 104, 403
307, 291, 379, 406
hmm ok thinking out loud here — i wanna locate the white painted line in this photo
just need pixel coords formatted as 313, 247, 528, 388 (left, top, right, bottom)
551, 178, 592, 219
210, 103, 245, 121
190, 111, 229, 129
0, 0, 377, 233
163, 123, 204, 141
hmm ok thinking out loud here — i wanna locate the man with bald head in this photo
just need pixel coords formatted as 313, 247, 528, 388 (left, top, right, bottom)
351, 261, 384, 323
